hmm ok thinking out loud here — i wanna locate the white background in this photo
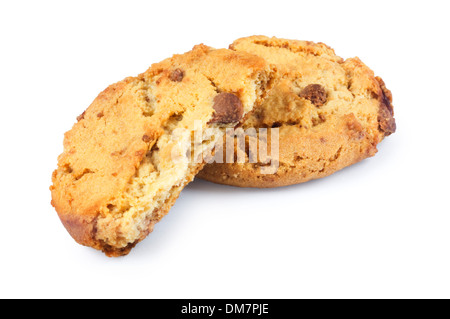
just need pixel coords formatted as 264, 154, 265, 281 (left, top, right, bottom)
1, 0, 449, 299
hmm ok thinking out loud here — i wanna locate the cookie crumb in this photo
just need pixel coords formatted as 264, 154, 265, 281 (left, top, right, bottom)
77, 111, 86, 122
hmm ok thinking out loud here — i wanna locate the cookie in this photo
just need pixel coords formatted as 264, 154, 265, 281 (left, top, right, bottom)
198, 36, 396, 188
50, 44, 278, 256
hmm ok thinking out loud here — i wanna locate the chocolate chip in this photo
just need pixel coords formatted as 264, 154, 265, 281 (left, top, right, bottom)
209, 93, 244, 124
299, 84, 327, 107
377, 82, 396, 136
76, 111, 86, 122
169, 69, 185, 82
271, 122, 282, 128
378, 100, 396, 136
142, 135, 151, 143
97, 112, 104, 118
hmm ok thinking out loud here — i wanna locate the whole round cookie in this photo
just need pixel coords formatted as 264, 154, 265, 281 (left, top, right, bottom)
198, 36, 396, 188
50, 44, 277, 256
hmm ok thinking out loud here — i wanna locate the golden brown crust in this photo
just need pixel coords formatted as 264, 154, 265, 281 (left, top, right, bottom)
199, 115, 378, 188
198, 36, 396, 188
51, 44, 278, 255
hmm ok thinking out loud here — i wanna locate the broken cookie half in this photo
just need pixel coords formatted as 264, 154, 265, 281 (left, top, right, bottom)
51, 44, 278, 256
198, 36, 396, 188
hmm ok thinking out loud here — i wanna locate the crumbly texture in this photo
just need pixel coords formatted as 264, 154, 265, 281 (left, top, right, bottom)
198, 36, 396, 188
51, 44, 277, 256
